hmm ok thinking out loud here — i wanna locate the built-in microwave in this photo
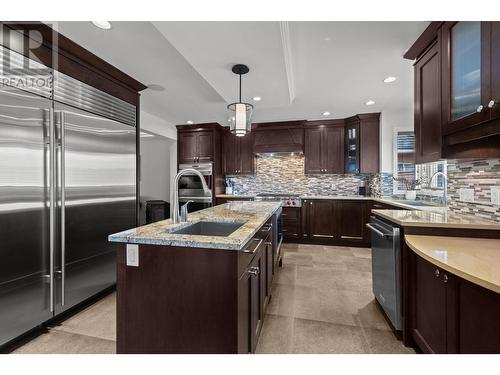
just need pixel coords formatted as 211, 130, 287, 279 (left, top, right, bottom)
178, 163, 213, 210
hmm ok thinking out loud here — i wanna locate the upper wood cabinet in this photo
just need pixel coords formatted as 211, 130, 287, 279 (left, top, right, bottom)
441, 21, 491, 134
489, 22, 500, 123
176, 123, 222, 165
414, 40, 442, 163
407, 21, 500, 160
304, 123, 344, 174
344, 113, 380, 174
222, 131, 255, 175
178, 130, 214, 163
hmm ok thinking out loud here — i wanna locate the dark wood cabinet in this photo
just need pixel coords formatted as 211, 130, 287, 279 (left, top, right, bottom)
344, 114, 380, 174
411, 254, 453, 354
222, 131, 255, 175
414, 40, 442, 163
304, 128, 323, 174
344, 118, 360, 173
287, 199, 372, 246
176, 123, 225, 199
489, 22, 500, 122
248, 244, 265, 353
237, 242, 264, 354
304, 123, 344, 174
178, 132, 199, 163
307, 200, 336, 241
237, 220, 273, 354
337, 200, 370, 244
197, 131, 215, 162
457, 279, 500, 353
178, 130, 214, 163
407, 21, 500, 160
441, 21, 491, 135
407, 248, 500, 354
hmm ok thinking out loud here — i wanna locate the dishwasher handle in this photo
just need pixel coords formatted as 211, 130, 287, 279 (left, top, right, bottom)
366, 223, 393, 238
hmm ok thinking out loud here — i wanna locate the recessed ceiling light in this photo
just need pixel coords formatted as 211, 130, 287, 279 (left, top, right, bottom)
323, 37, 331, 41
186, 120, 193, 124
365, 100, 376, 106
91, 21, 112, 30
383, 76, 398, 83
322, 111, 331, 116
253, 96, 262, 101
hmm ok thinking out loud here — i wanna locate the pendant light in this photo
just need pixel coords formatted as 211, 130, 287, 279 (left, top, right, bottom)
227, 64, 253, 137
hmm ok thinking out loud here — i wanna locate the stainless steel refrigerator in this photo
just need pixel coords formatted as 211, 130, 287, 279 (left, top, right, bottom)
0, 46, 137, 348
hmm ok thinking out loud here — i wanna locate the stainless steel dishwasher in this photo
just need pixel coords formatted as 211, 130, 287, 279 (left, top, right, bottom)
366, 216, 401, 330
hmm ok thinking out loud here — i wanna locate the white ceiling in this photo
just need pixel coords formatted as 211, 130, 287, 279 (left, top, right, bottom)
54, 21, 429, 126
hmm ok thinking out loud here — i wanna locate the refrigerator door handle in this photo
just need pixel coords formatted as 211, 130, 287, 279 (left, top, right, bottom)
48, 107, 56, 313
59, 111, 66, 307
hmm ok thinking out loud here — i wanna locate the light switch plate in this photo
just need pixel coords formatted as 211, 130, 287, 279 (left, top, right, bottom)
126, 244, 139, 267
459, 188, 475, 203
491, 186, 500, 206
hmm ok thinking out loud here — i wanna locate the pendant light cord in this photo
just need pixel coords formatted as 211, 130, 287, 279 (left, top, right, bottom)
239, 74, 242, 103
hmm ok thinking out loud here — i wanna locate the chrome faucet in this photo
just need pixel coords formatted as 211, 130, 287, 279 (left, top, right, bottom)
429, 171, 448, 206
171, 169, 211, 224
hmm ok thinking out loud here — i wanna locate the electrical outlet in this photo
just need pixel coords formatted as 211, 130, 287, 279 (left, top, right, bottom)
126, 244, 139, 267
491, 186, 500, 206
459, 188, 475, 203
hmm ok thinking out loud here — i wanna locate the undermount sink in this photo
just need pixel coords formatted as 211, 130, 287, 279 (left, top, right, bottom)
170, 221, 245, 236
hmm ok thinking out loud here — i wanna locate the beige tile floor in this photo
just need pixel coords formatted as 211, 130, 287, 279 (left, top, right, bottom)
256, 243, 414, 354
13, 243, 414, 354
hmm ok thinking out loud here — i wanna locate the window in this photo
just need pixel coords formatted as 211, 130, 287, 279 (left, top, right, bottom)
393, 130, 446, 195
393, 131, 416, 194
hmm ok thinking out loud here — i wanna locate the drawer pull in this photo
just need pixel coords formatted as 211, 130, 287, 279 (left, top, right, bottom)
435, 269, 440, 277
243, 238, 263, 254
248, 266, 260, 276
443, 274, 448, 283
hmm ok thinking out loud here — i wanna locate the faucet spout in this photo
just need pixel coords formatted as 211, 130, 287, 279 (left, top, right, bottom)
429, 171, 448, 206
171, 168, 211, 224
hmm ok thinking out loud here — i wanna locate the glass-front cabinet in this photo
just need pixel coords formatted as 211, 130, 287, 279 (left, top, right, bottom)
441, 21, 491, 133
345, 120, 359, 173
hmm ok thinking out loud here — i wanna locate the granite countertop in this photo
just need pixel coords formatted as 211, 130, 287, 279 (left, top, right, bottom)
108, 201, 281, 250
373, 209, 500, 230
405, 235, 500, 294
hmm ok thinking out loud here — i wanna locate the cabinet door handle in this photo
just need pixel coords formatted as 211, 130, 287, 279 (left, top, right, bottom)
488, 100, 496, 109
435, 268, 440, 277
477, 105, 484, 113
443, 274, 448, 283
248, 266, 260, 276
261, 224, 273, 232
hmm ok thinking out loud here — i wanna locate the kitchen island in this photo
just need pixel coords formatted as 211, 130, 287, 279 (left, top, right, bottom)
108, 201, 281, 354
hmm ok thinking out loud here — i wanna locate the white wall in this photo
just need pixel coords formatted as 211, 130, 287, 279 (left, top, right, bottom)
379, 109, 413, 173
140, 110, 177, 140
139, 111, 177, 224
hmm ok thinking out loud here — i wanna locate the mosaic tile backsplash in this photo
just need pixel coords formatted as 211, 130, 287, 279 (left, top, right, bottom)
447, 158, 500, 222
229, 154, 375, 196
